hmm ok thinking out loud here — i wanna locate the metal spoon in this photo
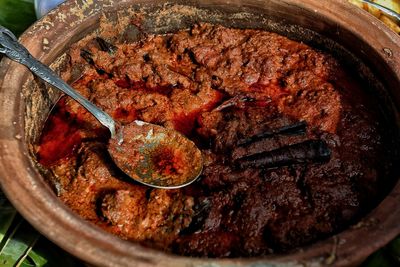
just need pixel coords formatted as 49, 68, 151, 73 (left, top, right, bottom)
0, 26, 203, 189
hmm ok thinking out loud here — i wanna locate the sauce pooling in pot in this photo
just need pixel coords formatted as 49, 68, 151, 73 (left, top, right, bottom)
37, 23, 398, 257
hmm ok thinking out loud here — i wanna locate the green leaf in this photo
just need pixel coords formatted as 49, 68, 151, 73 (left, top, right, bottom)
25, 250, 48, 267
0, 191, 17, 249
388, 237, 400, 264
25, 238, 84, 267
0, 0, 36, 36
0, 192, 83, 267
0, 217, 40, 267
361, 249, 398, 267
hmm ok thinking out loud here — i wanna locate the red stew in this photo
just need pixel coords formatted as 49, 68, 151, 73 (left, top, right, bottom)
37, 23, 398, 257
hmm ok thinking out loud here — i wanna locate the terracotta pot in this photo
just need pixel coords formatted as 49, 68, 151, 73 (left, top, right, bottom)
0, 0, 399, 266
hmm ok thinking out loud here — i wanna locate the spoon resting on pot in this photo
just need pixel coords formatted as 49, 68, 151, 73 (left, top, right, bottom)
0, 26, 203, 189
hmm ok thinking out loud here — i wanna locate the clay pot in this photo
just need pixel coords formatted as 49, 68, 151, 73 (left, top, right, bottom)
0, 0, 399, 266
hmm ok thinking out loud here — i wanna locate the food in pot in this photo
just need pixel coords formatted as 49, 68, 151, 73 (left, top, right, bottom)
36, 23, 398, 257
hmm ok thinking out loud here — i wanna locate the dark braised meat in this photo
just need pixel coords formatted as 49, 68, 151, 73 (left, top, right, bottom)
236, 139, 331, 169
37, 23, 398, 257
233, 121, 331, 169
236, 121, 307, 146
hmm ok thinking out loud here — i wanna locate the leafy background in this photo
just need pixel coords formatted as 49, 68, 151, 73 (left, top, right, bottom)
0, 0, 399, 266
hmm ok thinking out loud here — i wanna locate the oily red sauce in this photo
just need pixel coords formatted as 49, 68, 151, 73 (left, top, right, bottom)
37, 99, 83, 166
173, 91, 223, 136
113, 107, 137, 123
172, 112, 199, 136
115, 78, 131, 88
151, 146, 185, 177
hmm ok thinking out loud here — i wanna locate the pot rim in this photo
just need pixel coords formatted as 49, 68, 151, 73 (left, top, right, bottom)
0, 0, 400, 266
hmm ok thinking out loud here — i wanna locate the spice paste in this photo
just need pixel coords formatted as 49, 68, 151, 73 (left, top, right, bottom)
37, 23, 397, 257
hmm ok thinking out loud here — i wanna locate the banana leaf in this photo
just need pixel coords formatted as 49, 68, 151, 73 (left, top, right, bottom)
0, 191, 83, 266
388, 237, 400, 264
361, 249, 398, 267
0, 0, 36, 36
0, 191, 17, 246
0, 216, 40, 267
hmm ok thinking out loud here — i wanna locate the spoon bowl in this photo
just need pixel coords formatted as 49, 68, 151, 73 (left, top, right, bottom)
0, 25, 203, 189
109, 121, 203, 188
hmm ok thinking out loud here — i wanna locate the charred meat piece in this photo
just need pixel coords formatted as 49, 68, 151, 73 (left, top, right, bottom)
80, 49, 110, 76
236, 140, 331, 169
95, 37, 117, 54
80, 49, 95, 65
180, 198, 210, 235
214, 94, 256, 111
237, 121, 307, 146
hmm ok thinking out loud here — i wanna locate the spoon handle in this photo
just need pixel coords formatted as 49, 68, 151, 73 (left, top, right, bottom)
0, 25, 117, 138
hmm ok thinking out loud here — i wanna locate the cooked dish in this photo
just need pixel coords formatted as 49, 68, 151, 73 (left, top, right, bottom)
36, 23, 397, 257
